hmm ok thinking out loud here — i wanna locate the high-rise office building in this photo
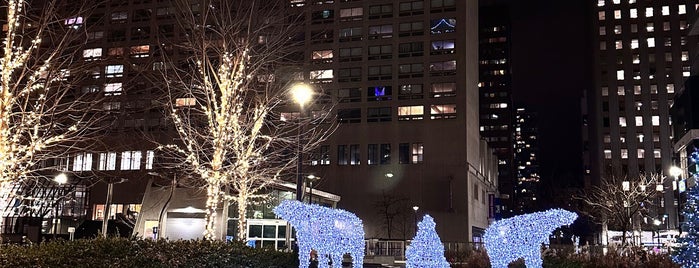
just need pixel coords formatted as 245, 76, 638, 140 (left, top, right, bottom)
479, 4, 515, 216
590, 0, 699, 228
513, 108, 539, 213
298, 0, 497, 242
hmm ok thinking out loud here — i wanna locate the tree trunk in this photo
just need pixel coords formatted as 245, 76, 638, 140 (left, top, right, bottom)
237, 193, 248, 241
204, 183, 221, 240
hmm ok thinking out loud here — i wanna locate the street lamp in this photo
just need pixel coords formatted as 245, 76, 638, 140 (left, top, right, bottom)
102, 178, 127, 238
290, 83, 314, 203
306, 175, 320, 204
53, 173, 67, 238
412, 206, 419, 236
670, 166, 683, 234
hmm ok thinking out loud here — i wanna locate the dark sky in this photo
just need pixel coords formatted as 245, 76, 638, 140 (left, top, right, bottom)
508, 1, 591, 188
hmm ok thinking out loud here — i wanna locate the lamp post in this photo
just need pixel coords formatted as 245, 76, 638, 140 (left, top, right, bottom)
622, 180, 632, 245
653, 218, 662, 246
290, 83, 314, 202
102, 178, 127, 238
670, 166, 683, 234
53, 173, 67, 238
306, 175, 320, 204
412, 206, 419, 237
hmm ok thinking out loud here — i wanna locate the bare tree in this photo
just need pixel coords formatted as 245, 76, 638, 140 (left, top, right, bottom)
157, 0, 334, 240
576, 174, 663, 246
0, 0, 104, 234
374, 191, 410, 239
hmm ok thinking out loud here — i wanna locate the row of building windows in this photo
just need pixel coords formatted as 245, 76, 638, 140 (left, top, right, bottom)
601, 36, 689, 50
57, 150, 155, 172
613, 69, 690, 81
598, 5, 687, 20
305, 0, 456, 21
310, 61, 456, 82
604, 148, 662, 159
600, 22, 688, 35
336, 83, 456, 102
312, 40, 455, 63
601, 84, 675, 96
604, 133, 660, 143
311, 142, 424, 166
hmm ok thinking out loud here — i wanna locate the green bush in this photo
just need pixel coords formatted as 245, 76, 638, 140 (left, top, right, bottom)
0, 237, 297, 268
447, 246, 679, 268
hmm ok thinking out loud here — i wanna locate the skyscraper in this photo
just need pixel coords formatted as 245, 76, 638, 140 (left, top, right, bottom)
479, 3, 515, 216
590, 0, 699, 228
513, 108, 540, 213
299, 0, 497, 242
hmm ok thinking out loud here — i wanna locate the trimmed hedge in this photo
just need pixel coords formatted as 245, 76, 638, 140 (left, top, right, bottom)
0, 238, 297, 268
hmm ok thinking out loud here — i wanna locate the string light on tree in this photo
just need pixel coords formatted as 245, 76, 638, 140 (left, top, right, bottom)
405, 214, 449, 268
672, 186, 699, 268
484, 209, 578, 268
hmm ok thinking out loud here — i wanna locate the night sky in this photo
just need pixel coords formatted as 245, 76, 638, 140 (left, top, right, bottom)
507, 1, 591, 190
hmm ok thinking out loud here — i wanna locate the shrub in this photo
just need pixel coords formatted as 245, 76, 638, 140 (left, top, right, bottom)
0, 237, 297, 268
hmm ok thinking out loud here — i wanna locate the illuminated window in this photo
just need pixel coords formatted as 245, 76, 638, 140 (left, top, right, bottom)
614, 10, 621, 19
647, 37, 655, 48
619, 117, 627, 127
621, 149, 628, 159
130, 45, 150, 58
604, 150, 612, 159
368, 24, 393, 38
635, 116, 643, 126
431, 40, 454, 54
667, 84, 675, 93
631, 39, 639, 49
614, 25, 622, 34
312, 50, 333, 63
108, 47, 124, 57
104, 83, 123, 96
634, 85, 641, 95
682, 51, 689, 62
646, 23, 654, 32
430, 18, 456, 34
601, 87, 609, 96
652, 116, 660, 126
617, 70, 624, 80
175, 98, 196, 107
73, 152, 93, 171
679, 5, 687, 15
338, 145, 348, 165
615, 40, 623, 49
99, 152, 117, 171
111, 11, 128, 23
431, 82, 456, 97
637, 149, 645, 159
398, 105, 424, 120
310, 69, 333, 80
654, 149, 661, 158
350, 144, 360, 165
599, 11, 606, 20
339, 7, 363, 20
83, 48, 102, 60
430, 104, 456, 119
662, 6, 669, 16
399, 84, 423, 99
645, 7, 653, 17
630, 8, 637, 18
597, 0, 604, 6
102, 102, 120, 111
145, 150, 154, 170
65, 17, 83, 29
367, 86, 393, 101
430, 60, 456, 72
280, 112, 300, 122
120, 151, 142, 170
411, 143, 424, 163
105, 65, 124, 78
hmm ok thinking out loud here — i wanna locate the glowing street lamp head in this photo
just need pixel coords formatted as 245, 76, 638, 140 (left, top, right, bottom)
669, 166, 682, 178
54, 173, 68, 185
290, 83, 314, 108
